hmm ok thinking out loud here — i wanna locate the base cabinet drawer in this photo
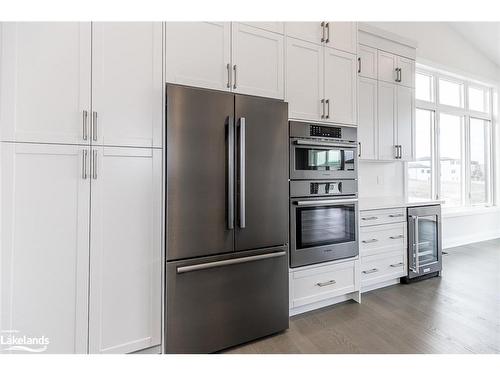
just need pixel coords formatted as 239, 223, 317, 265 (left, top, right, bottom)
291, 260, 356, 308
360, 207, 406, 226
361, 251, 406, 288
360, 222, 406, 256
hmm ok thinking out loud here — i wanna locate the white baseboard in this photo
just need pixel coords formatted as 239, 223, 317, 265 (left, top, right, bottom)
443, 231, 500, 249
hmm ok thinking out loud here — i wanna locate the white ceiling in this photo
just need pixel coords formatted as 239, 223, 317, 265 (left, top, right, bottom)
449, 22, 500, 68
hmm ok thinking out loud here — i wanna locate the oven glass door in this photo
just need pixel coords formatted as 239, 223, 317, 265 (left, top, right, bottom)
294, 146, 355, 173
296, 203, 356, 250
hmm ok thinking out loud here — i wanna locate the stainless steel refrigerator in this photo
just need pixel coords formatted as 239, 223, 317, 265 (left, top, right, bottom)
165, 85, 289, 353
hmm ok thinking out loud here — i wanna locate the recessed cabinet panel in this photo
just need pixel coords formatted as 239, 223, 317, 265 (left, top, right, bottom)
242, 22, 284, 34
397, 56, 415, 88
358, 45, 377, 79
324, 48, 357, 125
396, 85, 414, 161
285, 38, 323, 121
232, 23, 284, 99
358, 77, 378, 160
0, 22, 91, 144
285, 22, 323, 45
326, 22, 357, 54
89, 147, 162, 354
92, 22, 163, 148
378, 50, 398, 84
378, 81, 397, 160
165, 22, 231, 91
0, 143, 90, 353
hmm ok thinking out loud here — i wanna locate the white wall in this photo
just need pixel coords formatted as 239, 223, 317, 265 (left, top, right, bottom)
360, 22, 500, 248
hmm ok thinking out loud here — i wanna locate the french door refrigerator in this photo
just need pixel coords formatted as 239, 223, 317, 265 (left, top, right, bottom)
165, 85, 289, 353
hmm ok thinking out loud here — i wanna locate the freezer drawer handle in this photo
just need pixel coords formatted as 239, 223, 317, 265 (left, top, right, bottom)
362, 268, 378, 274
176, 251, 286, 274
316, 279, 336, 287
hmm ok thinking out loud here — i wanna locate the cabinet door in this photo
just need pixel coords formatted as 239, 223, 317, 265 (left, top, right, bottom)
325, 22, 357, 54
232, 23, 284, 99
285, 22, 323, 45
324, 47, 357, 125
0, 22, 91, 144
396, 85, 415, 161
378, 50, 398, 84
285, 38, 324, 121
358, 45, 377, 79
397, 56, 415, 88
89, 147, 162, 354
165, 22, 231, 91
378, 81, 397, 160
241, 22, 284, 34
358, 77, 378, 160
0, 143, 90, 353
92, 22, 162, 148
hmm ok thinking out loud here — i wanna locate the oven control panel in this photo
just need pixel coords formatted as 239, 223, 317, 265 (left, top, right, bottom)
309, 125, 341, 138
310, 182, 341, 195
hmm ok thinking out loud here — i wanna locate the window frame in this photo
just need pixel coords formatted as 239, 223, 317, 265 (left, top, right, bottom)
409, 67, 495, 209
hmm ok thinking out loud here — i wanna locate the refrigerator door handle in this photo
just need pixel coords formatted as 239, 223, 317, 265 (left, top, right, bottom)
176, 251, 286, 274
227, 116, 235, 229
239, 117, 246, 228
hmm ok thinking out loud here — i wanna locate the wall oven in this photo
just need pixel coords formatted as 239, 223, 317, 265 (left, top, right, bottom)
289, 180, 359, 268
290, 121, 358, 180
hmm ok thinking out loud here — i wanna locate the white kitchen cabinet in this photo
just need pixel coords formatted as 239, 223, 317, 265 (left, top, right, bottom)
378, 81, 397, 160
396, 85, 415, 161
358, 44, 377, 79
92, 22, 163, 148
398, 56, 416, 88
231, 23, 284, 99
324, 47, 357, 125
165, 22, 231, 91
285, 22, 357, 54
88, 147, 162, 354
285, 38, 324, 121
378, 50, 415, 88
241, 22, 284, 34
358, 77, 378, 160
0, 22, 91, 145
0, 143, 90, 353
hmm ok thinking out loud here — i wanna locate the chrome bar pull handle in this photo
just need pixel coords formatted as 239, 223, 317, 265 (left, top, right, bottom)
414, 216, 420, 272
239, 117, 246, 228
362, 268, 378, 275
362, 239, 378, 244
92, 111, 98, 142
82, 110, 88, 141
82, 149, 88, 179
361, 216, 378, 221
316, 280, 336, 287
357, 57, 361, 74
321, 99, 325, 119
395, 68, 399, 82
390, 235, 404, 240
358, 142, 362, 158
326, 99, 330, 119
233, 65, 237, 89
325, 22, 330, 43
320, 22, 325, 42
390, 262, 404, 268
226, 63, 231, 89
227, 117, 235, 230
92, 149, 97, 180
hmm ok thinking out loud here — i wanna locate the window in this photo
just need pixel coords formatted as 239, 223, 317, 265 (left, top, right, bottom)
409, 67, 494, 209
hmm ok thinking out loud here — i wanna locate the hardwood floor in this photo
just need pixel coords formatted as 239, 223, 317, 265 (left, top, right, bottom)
225, 239, 500, 354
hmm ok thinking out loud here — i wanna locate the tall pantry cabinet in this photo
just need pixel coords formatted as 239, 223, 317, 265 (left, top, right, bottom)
0, 22, 163, 354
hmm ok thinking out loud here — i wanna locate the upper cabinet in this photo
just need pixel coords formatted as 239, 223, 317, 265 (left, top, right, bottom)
0, 22, 163, 148
92, 22, 163, 148
165, 22, 284, 99
358, 44, 377, 79
240, 22, 284, 34
285, 22, 357, 54
378, 50, 415, 88
232, 23, 284, 99
0, 23, 91, 145
165, 22, 231, 92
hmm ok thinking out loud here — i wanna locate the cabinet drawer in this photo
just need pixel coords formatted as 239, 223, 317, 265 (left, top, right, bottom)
361, 251, 406, 287
360, 222, 406, 256
291, 260, 355, 307
360, 207, 406, 226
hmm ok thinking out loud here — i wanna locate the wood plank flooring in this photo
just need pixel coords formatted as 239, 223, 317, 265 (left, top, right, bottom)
225, 239, 500, 354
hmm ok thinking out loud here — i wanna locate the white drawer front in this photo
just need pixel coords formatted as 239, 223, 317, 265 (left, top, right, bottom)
360, 207, 406, 226
360, 222, 406, 256
361, 251, 406, 287
291, 261, 355, 307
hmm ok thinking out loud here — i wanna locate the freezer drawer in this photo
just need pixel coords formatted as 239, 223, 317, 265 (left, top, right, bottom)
166, 247, 289, 353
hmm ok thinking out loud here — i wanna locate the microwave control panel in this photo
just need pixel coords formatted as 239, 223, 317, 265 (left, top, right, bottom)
309, 125, 341, 138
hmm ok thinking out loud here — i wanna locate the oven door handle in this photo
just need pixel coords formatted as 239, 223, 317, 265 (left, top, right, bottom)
295, 198, 358, 206
294, 139, 358, 148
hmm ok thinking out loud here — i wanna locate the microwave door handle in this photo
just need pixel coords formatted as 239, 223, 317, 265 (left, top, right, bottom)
239, 117, 246, 228
227, 116, 235, 230
295, 198, 358, 206
294, 139, 358, 148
